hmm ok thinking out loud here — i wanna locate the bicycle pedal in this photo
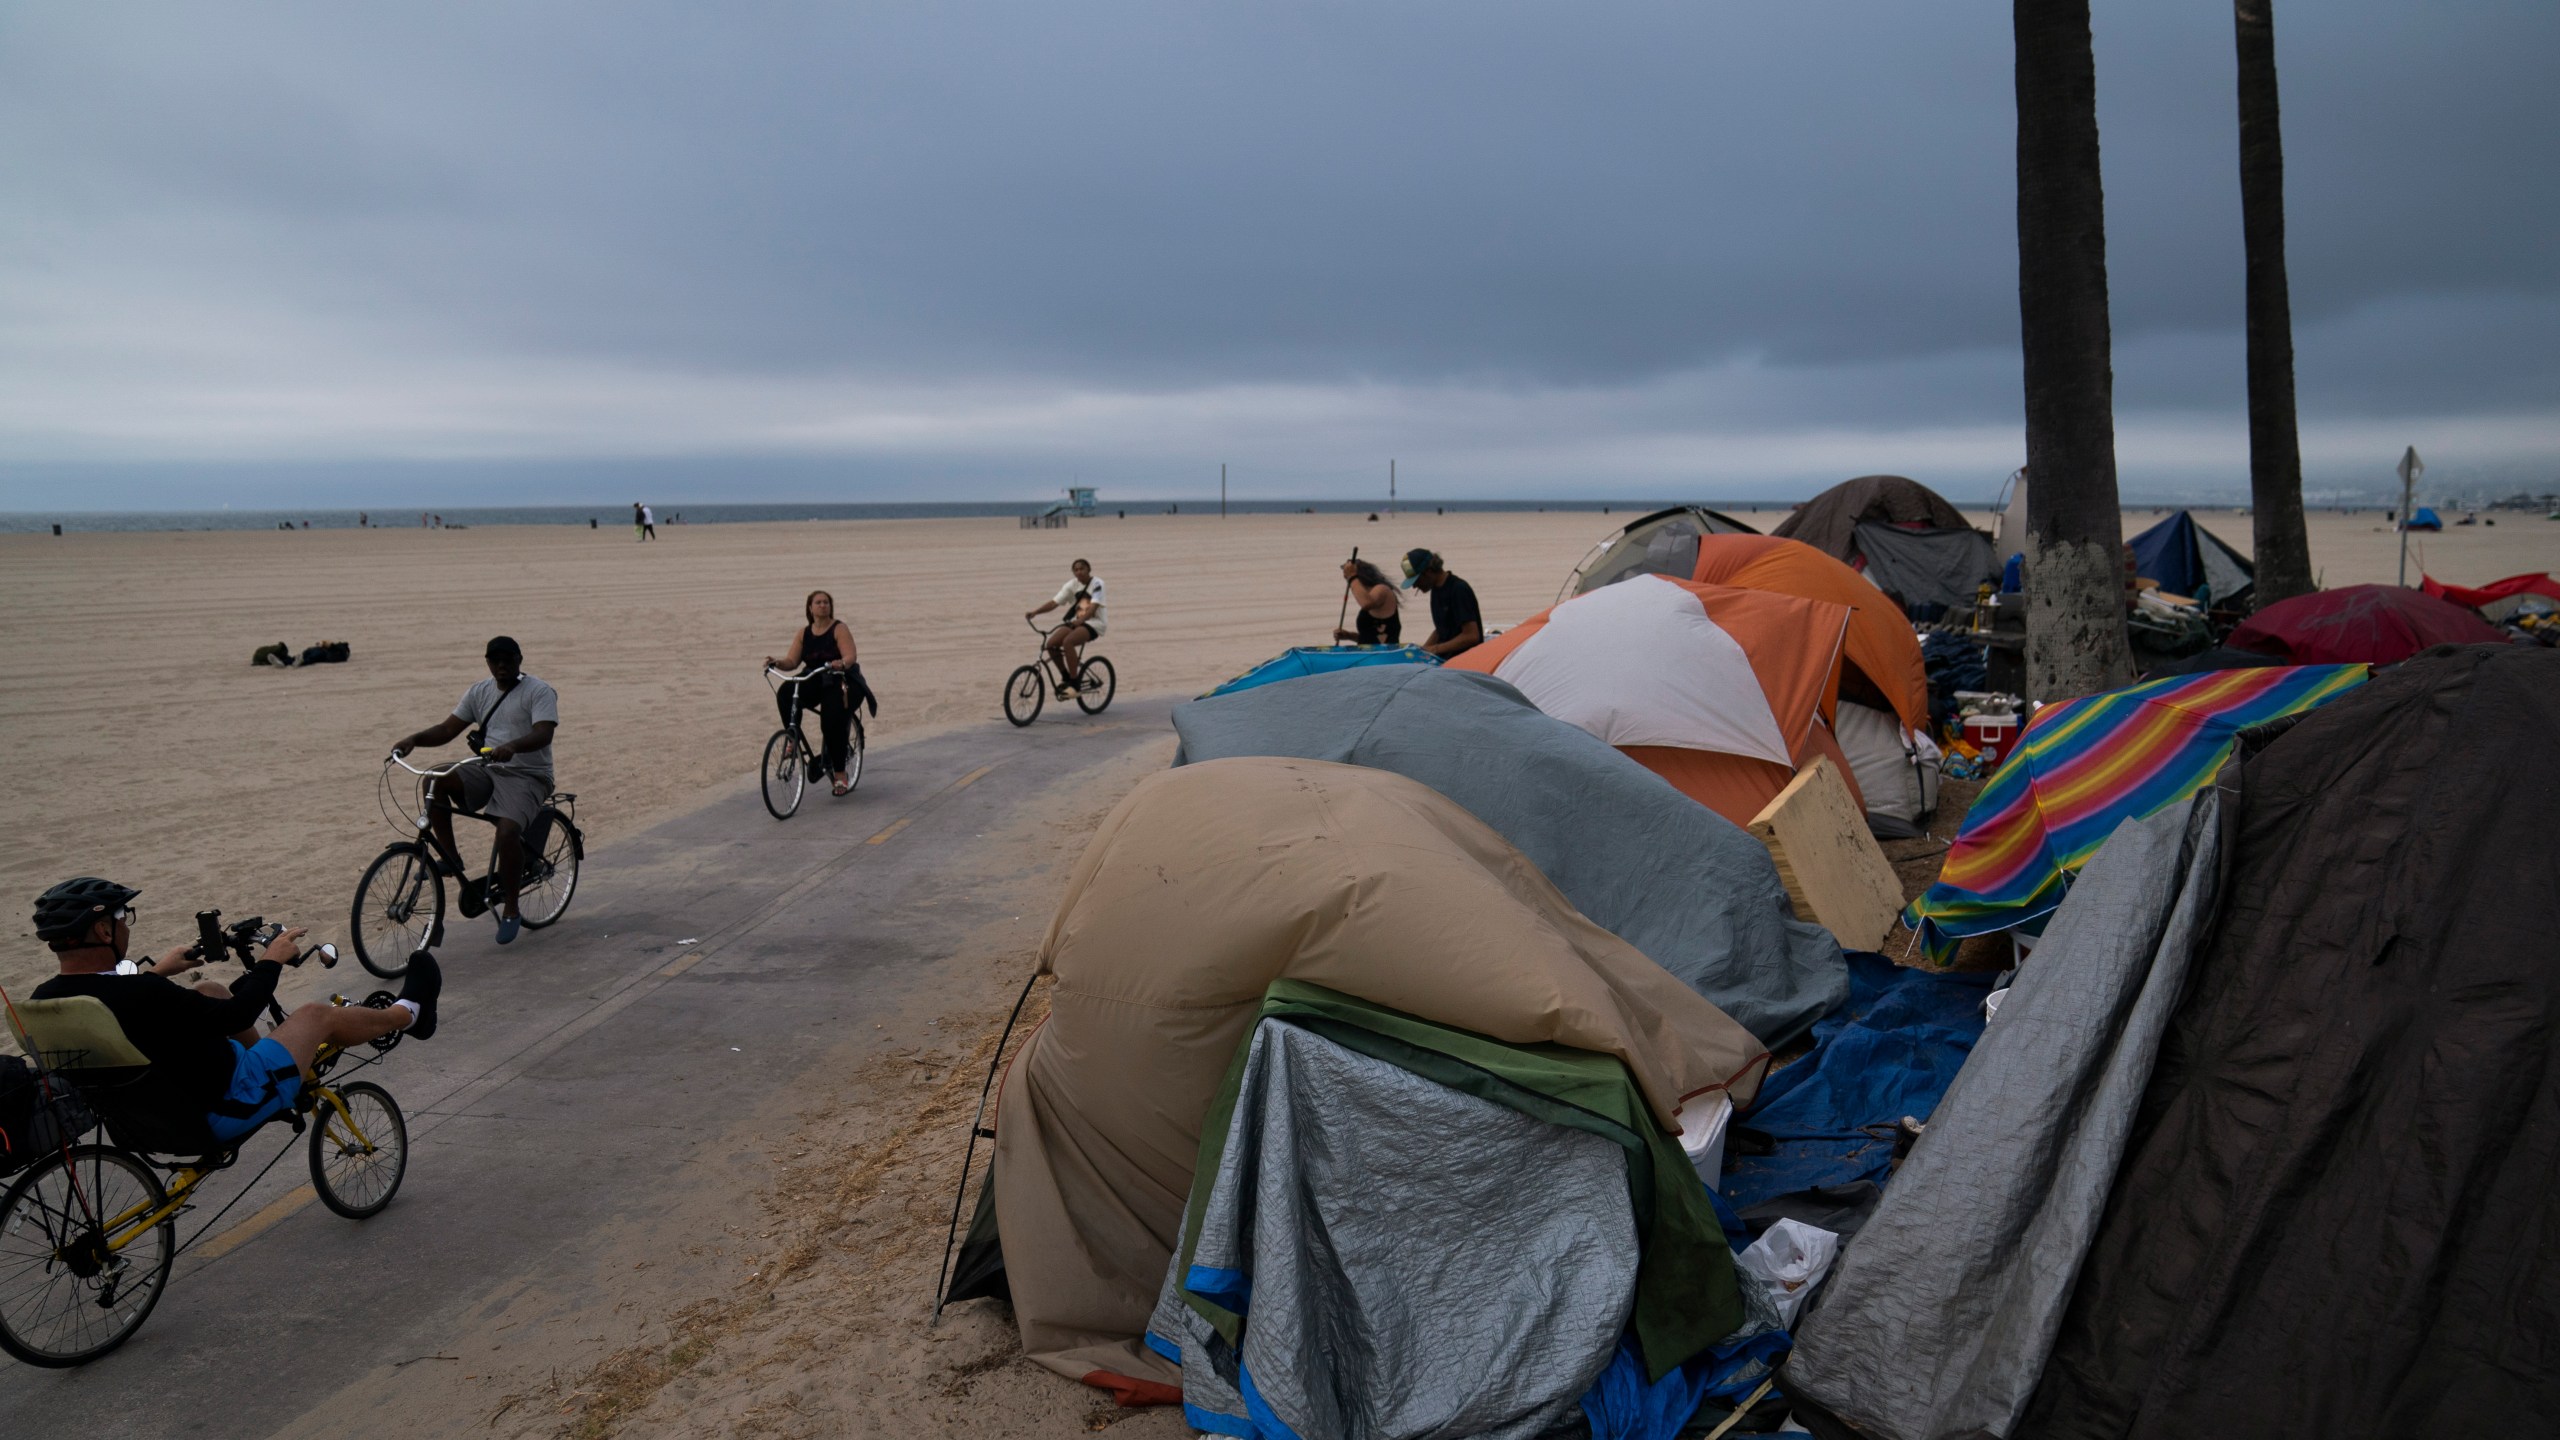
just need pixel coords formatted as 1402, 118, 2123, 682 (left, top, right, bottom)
456, 879, 489, 919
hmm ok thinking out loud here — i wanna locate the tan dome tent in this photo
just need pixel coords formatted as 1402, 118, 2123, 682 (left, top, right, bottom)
975, 757, 1772, 1403
1561, 505, 1761, 600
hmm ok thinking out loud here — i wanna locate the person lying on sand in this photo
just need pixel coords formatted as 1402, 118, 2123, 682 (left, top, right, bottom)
1333, 557, 1402, 646
29, 877, 440, 1150
1027, 558, 1106, 694
766, 589, 876, 797
390, 635, 558, 946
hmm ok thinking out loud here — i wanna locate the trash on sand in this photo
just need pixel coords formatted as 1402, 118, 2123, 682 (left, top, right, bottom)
1736, 1219, 1840, 1328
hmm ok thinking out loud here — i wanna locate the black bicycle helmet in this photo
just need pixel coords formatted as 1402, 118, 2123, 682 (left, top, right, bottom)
32, 877, 140, 944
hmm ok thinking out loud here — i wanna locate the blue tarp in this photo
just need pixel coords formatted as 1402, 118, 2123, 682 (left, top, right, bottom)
1720, 952, 1996, 1213
1201, 644, 1437, 698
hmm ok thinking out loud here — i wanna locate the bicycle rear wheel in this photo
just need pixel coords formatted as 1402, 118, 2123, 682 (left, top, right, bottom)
517, 808, 581, 929
1075, 655, 1117, 714
762, 728, 808, 818
1003, 665, 1045, 726
841, 714, 865, 794
0, 1144, 175, 1368
309, 1082, 408, 1219
351, 844, 443, 979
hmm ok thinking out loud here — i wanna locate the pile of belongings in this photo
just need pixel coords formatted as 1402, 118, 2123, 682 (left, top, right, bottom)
1770, 475, 1997, 619
2228, 583, 2500, 665
1444, 572, 1860, 829
249, 640, 352, 667
1201, 643, 1436, 699
1784, 644, 2560, 1437
1905, 664, 2368, 964
960, 757, 1787, 1435
2423, 570, 2560, 631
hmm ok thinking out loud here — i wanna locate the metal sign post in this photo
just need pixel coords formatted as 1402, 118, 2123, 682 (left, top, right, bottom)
2396, 446, 2423, 587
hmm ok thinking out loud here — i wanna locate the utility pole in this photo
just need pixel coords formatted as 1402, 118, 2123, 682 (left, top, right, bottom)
1221, 463, 1227, 519
2396, 446, 2422, 587
1389, 459, 1396, 517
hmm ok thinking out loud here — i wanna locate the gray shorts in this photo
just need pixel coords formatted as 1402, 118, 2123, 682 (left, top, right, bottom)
456, 765, 549, 830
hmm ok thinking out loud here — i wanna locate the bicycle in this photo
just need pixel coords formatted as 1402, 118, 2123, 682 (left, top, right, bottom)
761, 665, 867, 820
0, 911, 411, 1367
348, 752, 584, 977
1003, 617, 1116, 727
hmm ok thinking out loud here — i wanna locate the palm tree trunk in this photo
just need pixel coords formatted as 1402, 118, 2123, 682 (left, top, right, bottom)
2236, 0, 2315, 603
2016, 0, 2134, 699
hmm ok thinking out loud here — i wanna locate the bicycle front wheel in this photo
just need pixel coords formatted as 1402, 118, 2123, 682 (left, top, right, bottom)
309, 1082, 408, 1219
762, 728, 808, 819
0, 1144, 175, 1368
1003, 665, 1045, 727
1075, 655, 1117, 714
351, 844, 443, 979
841, 715, 865, 794
517, 808, 581, 929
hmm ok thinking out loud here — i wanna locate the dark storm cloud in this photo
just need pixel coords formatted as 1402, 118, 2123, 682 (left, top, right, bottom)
0, 0, 2552, 502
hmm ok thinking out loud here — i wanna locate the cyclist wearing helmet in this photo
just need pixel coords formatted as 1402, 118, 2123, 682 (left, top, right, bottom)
28, 878, 440, 1151
390, 635, 559, 945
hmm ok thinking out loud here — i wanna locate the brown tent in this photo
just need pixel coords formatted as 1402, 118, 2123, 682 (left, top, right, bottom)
987, 756, 1773, 1401
1771, 474, 1972, 564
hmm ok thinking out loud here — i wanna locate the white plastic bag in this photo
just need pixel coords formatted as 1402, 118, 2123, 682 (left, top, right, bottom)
1735, 1218, 1840, 1328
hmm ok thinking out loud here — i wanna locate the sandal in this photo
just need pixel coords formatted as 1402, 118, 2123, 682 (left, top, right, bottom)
831, 778, 852, 797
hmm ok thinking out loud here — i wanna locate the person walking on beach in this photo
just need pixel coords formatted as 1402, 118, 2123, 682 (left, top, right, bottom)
1333, 556, 1401, 645
1027, 558, 1105, 693
389, 636, 559, 945
1403, 548, 1484, 659
635, 502, 656, 541
766, 590, 877, 797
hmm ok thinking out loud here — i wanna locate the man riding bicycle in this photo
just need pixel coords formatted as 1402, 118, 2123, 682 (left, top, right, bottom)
390, 635, 559, 945
1026, 558, 1106, 694
27, 877, 440, 1151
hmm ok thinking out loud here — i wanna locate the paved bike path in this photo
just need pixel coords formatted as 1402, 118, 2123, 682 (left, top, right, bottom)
0, 697, 1181, 1434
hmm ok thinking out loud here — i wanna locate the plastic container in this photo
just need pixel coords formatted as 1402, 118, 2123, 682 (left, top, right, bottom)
1678, 1094, 1732, 1189
1961, 712, 2020, 770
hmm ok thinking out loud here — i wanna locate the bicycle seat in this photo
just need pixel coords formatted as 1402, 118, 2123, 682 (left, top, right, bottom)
8, 997, 225, 1158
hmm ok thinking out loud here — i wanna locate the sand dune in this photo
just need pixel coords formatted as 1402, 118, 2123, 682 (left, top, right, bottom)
3, 504, 2550, 999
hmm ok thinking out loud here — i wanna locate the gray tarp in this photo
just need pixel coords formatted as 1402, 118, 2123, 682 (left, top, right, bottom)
1171, 666, 1847, 1049
1783, 792, 2223, 1440
1850, 522, 1999, 613
1148, 1020, 1636, 1440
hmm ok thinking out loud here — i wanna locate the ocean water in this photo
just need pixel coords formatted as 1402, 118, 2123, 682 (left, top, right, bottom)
0, 498, 1714, 534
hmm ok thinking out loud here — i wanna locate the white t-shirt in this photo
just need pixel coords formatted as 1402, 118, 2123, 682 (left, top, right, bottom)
455, 674, 561, 778
640, 505, 654, 525
1054, 576, 1106, 627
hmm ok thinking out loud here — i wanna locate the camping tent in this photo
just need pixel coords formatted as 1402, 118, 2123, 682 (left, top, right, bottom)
2401, 506, 2443, 530
2127, 510, 2254, 608
983, 757, 1772, 1403
1686, 535, 1937, 834
1200, 643, 1436, 698
2228, 583, 2503, 665
1559, 505, 1761, 598
1445, 574, 1860, 827
2421, 570, 2560, 611
1170, 664, 1847, 1047
1771, 475, 1998, 614
1792, 645, 2560, 1438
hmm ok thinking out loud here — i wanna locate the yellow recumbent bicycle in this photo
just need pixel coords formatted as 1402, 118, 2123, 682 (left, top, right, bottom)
0, 912, 412, 1368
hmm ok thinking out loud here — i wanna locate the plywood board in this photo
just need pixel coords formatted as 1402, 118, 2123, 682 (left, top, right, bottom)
1748, 756, 1904, 950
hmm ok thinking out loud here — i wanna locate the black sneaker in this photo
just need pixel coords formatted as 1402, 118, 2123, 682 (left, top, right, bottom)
398, 952, 442, 1040
457, 877, 488, 918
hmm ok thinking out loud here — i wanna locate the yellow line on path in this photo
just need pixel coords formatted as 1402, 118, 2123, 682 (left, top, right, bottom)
659, 952, 703, 978
952, 764, 996, 789
865, 816, 914, 846
192, 1184, 316, 1262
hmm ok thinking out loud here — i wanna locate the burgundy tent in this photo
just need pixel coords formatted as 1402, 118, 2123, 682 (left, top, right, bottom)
2229, 583, 2502, 665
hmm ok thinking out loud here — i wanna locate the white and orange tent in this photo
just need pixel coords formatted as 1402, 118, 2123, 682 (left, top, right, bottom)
1449, 574, 1859, 828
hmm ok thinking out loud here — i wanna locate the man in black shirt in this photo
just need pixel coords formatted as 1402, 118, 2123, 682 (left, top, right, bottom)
1401, 548, 1485, 659
28, 877, 441, 1150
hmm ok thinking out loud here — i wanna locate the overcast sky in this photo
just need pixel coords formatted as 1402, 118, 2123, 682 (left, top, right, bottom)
2, 1, 2553, 509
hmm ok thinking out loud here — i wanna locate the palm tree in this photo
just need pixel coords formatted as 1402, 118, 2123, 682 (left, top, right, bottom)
2236, 0, 2315, 603
2015, 0, 2135, 698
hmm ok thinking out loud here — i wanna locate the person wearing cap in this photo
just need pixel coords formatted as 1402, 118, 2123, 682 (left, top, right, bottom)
1402, 548, 1484, 659
390, 637, 560, 945
1025, 558, 1107, 695
28, 877, 441, 1151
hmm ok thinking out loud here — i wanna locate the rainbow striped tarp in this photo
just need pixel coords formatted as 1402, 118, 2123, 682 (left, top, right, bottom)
1906, 663, 2368, 964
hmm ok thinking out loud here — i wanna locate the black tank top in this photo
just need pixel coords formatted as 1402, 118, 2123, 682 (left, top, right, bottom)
801, 624, 842, 669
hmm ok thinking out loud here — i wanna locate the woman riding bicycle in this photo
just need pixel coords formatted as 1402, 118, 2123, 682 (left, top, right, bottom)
766, 590, 877, 797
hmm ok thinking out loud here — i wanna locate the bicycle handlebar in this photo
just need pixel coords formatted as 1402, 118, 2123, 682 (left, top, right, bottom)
387, 751, 485, 778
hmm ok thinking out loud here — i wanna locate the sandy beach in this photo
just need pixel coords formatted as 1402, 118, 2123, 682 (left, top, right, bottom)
2, 504, 2551, 1001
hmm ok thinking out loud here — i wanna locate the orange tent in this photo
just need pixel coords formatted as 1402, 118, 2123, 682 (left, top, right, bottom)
1450, 575, 1862, 827
1688, 535, 1928, 732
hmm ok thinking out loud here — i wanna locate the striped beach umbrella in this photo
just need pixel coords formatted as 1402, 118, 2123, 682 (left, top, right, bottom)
1906, 663, 2368, 963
